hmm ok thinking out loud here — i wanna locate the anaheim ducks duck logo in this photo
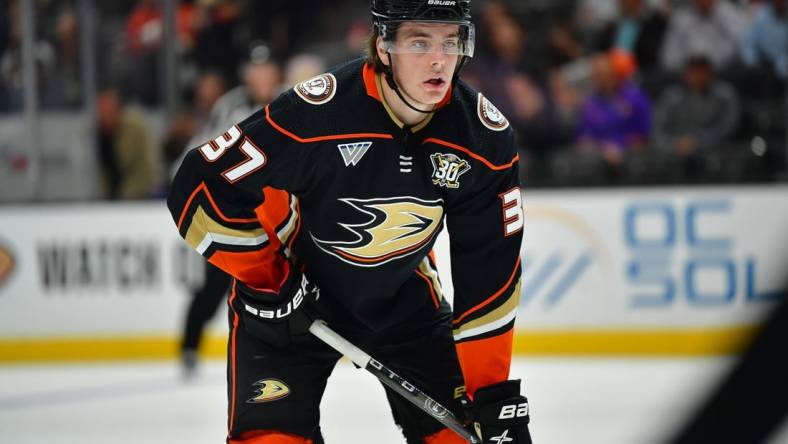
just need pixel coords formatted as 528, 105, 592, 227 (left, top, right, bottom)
294, 73, 337, 105
247, 379, 290, 403
0, 242, 14, 287
478, 93, 509, 131
311, 197, 444, 267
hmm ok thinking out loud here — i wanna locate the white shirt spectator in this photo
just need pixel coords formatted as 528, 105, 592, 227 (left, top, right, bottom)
660, 0, 749, 72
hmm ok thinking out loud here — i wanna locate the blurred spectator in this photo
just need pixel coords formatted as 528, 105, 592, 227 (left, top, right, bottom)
186, 56, 281, 152
283, 53, 326, 87
739, 0, 787, 79
40, 8, 82, 109
306, 17, 368, 68
124, 0, 198, 104
660, 0, 749, 72
0, 2, 8, 58
192, 0, 247, 90
547, 19, 586, 69
653, 56, 740, 178
191, 70, 227, 128
170, 45, 282, 181
594, 0, 669, 71
0, 0, 56, 112
180, 260, 232, 379
95, 88, 160, 199
162, 111, 197, 181
577, 51, 652, 174
163, 69, 226, 183
466, 2, 575, 185
124, 0, 163, 104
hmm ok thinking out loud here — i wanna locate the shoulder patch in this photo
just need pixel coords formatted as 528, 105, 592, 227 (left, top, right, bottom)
294, 73, 337, 105
477, 93, 509, 131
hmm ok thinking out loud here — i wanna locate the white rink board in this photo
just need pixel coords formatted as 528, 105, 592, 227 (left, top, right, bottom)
0, 186, 786, 339
510, 186, 788, 330
0, 203, 207, 337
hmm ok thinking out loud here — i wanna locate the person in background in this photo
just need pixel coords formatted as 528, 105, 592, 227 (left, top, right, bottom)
95, 88, 160, 200
283, 54, 326, 88
594, 0, 668, 72
0, 0, 57, 112
739, 0, 787, 79
660, 0, 749, 73
163, 71, 226, 194
465, 3, 573, 185
576, 50, 651, 177
187, 44, 282, 150
653, 55, 739, 179
40, 8, 82, 109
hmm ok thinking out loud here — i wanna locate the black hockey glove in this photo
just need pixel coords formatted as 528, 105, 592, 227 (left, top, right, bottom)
462, 380, 533, 444
234, 264, 320, 348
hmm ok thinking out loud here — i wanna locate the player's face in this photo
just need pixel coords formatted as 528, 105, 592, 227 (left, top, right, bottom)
383, 22, 461, 106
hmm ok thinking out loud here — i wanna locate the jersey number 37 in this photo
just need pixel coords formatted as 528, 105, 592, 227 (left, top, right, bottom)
199, 126, 267, 183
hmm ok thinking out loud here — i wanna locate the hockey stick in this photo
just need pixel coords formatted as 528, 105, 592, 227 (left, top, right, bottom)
308, 320, 480, 444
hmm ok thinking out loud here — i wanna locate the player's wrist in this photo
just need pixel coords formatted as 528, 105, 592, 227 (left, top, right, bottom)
234, 266, 321, 347
236, 268, 319, 324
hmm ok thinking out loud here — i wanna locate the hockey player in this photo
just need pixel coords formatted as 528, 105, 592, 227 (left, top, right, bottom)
167, 0, 532, 442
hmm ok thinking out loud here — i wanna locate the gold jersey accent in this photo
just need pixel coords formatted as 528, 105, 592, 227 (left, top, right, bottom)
311, 197, 444, 267
247, 379, 290, 403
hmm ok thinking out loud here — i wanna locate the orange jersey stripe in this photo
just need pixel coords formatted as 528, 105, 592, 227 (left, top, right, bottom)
229, 430, 313, 443
362, 63, 382, 102
254, 187, 293, 250
227, 282, 240, 436
455, 328, 514, 397
265, 105, 393, 143
177, 182, 258, 230
414, 268, 440, 309
423, 138, 519, 171
453, 257, 521, 326
209, 249, 286, 290
423, 428, 468, 444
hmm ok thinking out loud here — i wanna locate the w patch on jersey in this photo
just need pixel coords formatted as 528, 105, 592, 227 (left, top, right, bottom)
430, 153, 471, 189
311, 197, 443, 267
477, 93, 509, 131
338, 142, 372, 166
294, 73, 337, 105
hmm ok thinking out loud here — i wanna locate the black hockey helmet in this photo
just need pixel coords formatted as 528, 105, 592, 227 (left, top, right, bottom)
371, 0, 475, 57
371, 0, 472, 28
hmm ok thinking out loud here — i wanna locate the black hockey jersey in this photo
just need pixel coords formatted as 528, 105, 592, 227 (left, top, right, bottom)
167, 59, 524, 395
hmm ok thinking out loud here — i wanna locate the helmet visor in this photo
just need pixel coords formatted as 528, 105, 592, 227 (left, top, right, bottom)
380, 21, 475, 57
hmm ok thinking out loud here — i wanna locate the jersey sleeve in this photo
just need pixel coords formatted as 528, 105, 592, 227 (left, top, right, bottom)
167, 97, 314, 290
446, 136, 523, 398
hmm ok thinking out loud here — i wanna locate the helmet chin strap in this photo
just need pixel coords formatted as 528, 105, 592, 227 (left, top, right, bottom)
382, 52, 469, 115
383, 53, 433, 114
